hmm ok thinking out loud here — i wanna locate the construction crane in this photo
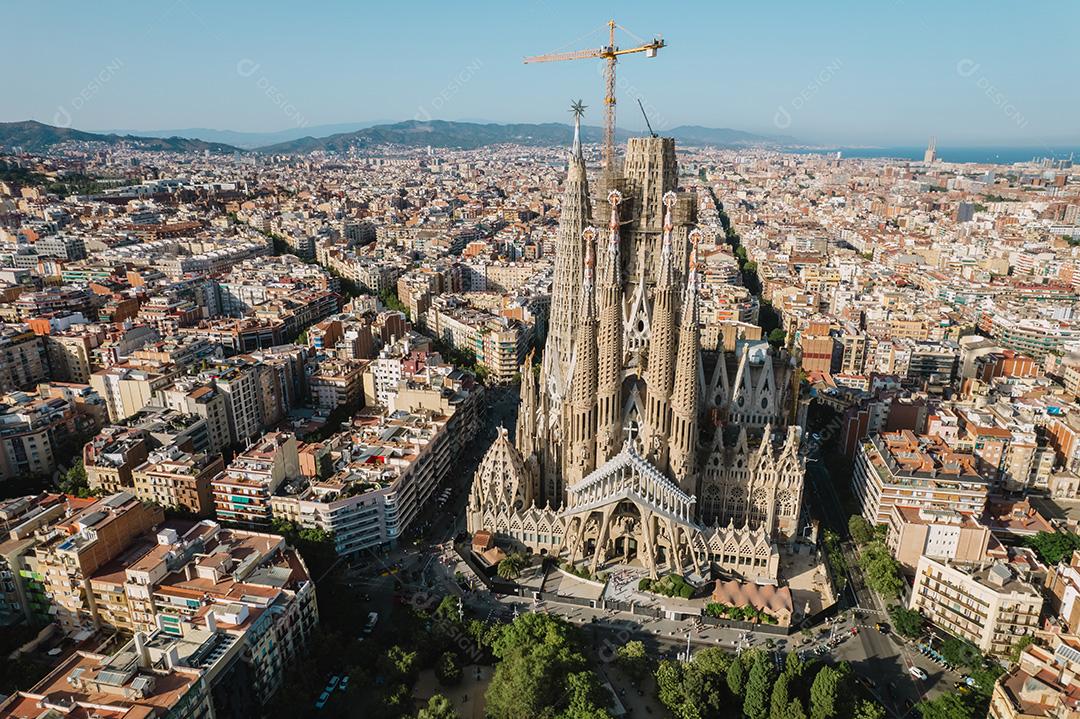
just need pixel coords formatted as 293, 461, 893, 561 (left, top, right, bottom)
525, 19, 664, 177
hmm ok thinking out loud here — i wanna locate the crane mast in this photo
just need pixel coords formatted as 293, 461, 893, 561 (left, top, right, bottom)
524, 19, 665, 178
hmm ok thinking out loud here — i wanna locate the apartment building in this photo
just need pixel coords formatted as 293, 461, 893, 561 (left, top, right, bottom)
132, 445, 224, 516
0, 640, 215, 719
90, 359, 180, 422
886, 505, 998, 574
212, 432, 300, 527
3, 520, 318, 718
989, 633, 1080, 719
271, 389, 478, 556
308, 357, 365, 411
853, 430, 990, 525
209, 362, 263, 446
0, 493, 68, 624
1044, 550, 1080, 632
45, 326, 104, 383
128, 404, 212, 455
0, 390, 96, 480
84, 426, 152, 494
34, 492, 165, 632
0, 325, 48, 393
158, 380, 232, 454
910, 556, 1042, 657
424, 294, 532, 381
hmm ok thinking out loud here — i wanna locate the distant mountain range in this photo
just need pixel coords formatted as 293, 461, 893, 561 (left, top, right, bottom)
96, 122, 391, 149
0, 121, 243, 154
0, 119, 794, 156
254, 120, 793, 154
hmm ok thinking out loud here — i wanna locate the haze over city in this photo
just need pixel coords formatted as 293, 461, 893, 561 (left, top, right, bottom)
4, 1, 1078, 148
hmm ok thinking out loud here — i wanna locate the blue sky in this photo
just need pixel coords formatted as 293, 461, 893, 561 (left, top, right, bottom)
6, 0, 1077, 146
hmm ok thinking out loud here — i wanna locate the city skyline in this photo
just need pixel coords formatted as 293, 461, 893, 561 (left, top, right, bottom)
6, 0, 1078, 147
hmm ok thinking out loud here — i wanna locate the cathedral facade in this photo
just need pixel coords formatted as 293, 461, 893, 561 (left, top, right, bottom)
467, 118, 805, 583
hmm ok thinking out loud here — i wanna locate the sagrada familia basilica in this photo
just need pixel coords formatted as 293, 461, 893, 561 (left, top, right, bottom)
467, 114, 807, 583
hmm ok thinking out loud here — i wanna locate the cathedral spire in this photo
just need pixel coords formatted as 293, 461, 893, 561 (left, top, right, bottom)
595, 191, 624, 464
543, 102, 593, 413
565, 227, 598, 485
515, 348, 537, 460
642, 191, 679, 467
669, 228, 703, 494
570, 99, 586, 159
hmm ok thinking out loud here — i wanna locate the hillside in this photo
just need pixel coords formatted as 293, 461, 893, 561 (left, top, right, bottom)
0, 121, 242, 154
254, 120, 787, 154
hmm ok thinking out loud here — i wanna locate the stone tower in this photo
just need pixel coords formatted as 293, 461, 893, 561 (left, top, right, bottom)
544, 112, 593, 408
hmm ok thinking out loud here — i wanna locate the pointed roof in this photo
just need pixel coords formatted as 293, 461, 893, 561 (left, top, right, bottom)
471, 427, 530, 512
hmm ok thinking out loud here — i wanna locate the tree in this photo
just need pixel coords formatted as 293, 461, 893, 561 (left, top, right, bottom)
888, 605, 924, 639
497, 553, 526, 580
853, 700, 887, 719
783, 650, 805, 680
1010, 635, 1036, 663
655, 650, 731, 719
559, 671, 613, 719
767, 328, 787, 349
781, 700, 808, 719
726, 653, 746, 698
435, 595, 461, 622
1023, 530, 1080, 565
847, 515, 873, 545
744, 651, 775, 719
809, 665, 845, 719
770, 673, 792, 719
379, 645, 418, 685
915, 691, 974, 719
59, 460, 93, 498
436, 651, 462, 686
418, 694, 460, 719
939, 636, 982, 669
654, 660, 708, 719
858, 541, 904, 600
486, 613, 608, 719
615, 640, 649, 680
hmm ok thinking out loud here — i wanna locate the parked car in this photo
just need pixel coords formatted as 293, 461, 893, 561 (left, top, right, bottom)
315, 691, 331, 710
362, 611, 379, 635
909, 666, 928, 680
339, 676, 349, 692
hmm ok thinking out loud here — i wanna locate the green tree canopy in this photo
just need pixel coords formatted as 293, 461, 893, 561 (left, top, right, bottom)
888, 605, 924, 639
770, 672, 792, 719
915, 691, 975, 719
809, 664, 847, 719
853, 700, 887, 719
858, 541, 904, 600
1023, 531, 1080, 565
435, 651, 462, 686
485, 613, 610, 719
418, 694, 460, 719
615, 640, 649, 680
847, 515, 873, 545
744, 651, 775, 719
726, 653, 746, 699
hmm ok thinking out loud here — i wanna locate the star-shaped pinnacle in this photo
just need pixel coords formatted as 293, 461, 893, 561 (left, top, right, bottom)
570, 100, 587, 119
